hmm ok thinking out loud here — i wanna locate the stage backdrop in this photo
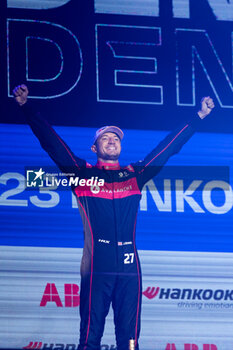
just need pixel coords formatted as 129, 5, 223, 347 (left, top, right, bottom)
0, 0, 233, 133
1, 122, 233, 350
1, 1, 233, 350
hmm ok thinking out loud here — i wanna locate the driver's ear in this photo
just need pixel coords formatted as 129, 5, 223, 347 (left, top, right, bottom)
91, 144, 97, 154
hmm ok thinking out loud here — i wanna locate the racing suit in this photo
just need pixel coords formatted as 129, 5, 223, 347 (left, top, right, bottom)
22, 104, 202, 350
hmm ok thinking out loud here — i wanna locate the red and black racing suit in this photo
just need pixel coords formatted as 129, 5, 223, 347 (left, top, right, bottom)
22, 104, 202, 350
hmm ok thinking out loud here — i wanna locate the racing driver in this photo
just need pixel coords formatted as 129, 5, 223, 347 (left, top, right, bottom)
13, 84, 214, 350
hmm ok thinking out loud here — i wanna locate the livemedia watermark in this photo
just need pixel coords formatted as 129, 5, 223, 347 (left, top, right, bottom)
25, 167, 105, 190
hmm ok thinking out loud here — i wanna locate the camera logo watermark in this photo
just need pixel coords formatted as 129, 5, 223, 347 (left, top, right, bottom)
26, 168, 45, 187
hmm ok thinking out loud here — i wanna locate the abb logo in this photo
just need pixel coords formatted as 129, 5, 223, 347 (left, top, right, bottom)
40, 283, 159, 307
40, 283, 80, 307
166, 345, 217, 350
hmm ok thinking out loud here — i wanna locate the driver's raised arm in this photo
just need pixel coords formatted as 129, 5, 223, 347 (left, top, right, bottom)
133, 97, 215, 189
13, 84, 86, 175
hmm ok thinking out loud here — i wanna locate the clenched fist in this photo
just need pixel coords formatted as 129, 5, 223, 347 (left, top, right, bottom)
198, 96, 215, 119
13, 84, 29, 106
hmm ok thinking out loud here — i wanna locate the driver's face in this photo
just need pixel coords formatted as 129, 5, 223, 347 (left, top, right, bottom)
92, 132, 121, 162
